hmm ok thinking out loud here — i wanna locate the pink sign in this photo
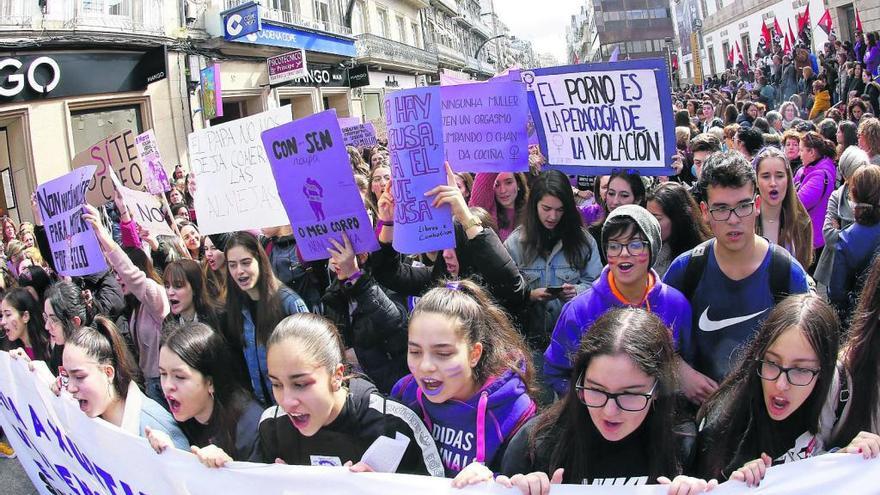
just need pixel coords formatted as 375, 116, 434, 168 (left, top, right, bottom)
268, 49, 307, 85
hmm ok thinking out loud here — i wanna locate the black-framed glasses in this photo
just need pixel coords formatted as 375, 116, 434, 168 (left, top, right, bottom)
605, 239, 650, 257
755, 360, 820, 386
575, 374, 658, 412
707, 199, 756, 221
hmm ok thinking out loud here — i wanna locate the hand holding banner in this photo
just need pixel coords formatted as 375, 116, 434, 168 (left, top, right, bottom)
384, 86, 455, 254
35, 166, 107, 276
261, 109, 378, 261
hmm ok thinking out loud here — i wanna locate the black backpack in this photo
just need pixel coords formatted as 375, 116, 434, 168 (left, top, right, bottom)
680, 239, 792, 304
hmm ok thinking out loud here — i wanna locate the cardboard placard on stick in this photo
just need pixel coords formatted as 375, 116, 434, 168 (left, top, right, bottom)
71, 129, 149, 205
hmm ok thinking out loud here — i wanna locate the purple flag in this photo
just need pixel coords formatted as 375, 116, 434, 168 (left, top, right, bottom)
441, 81, 529, 173
384, 87, 455, 254
35, 166, 107, 276
261, 109, 378, 261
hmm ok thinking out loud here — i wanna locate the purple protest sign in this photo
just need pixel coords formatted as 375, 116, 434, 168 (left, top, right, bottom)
338, 116, 361, 128
441, 81, 529, 173
261, 109, 378, 261
384, 86, 455, 254
341, 123, 378, 148
134, 130, 171, 194
35, 166, 107, 276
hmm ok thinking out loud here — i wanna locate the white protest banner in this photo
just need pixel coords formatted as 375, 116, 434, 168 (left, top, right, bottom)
522, 59, 677, 175
3, 350, 880, 495
71, 129, 149, 205
107, 169, 175, 237
341, 122, 378, 148
188, 106, 292, 235
35, 166, 107, 276
134, 129, 171, 194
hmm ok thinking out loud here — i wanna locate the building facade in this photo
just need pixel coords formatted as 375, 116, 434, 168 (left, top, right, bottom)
0, 0, 189, 223
423, 0, 494, 81
673, 0, 878, 85
350, 0, 436, 122
566, 0, 675, 63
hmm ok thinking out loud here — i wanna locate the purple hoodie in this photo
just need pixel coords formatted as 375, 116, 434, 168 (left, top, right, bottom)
543, 266, 692, 395
391, 369, 536, 477
794, 156, 836, 248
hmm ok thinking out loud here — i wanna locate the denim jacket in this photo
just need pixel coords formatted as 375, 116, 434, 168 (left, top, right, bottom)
504, 227, 602, 347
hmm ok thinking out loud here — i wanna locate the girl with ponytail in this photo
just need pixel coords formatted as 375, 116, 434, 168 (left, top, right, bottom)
392, 279, 537, 478
61, 316, 188, 449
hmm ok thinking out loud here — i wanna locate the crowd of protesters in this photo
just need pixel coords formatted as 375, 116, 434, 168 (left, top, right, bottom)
1, 29, 880, 495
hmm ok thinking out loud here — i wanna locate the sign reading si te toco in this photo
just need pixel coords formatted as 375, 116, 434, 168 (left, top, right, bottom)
71, 129, 149, 206
523, 58, 676, 175
261, 109, 378, 261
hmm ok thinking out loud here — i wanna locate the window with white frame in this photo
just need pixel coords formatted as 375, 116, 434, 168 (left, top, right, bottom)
377, 7, 389, 38
396, 15, 407, 43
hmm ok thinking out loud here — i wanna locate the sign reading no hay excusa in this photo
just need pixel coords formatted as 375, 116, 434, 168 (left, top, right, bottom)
522, 58, 677, 176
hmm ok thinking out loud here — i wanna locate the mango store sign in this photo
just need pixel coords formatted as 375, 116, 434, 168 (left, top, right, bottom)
523, 59, 676, 175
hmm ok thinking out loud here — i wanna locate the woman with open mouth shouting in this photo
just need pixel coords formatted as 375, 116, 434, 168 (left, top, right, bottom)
223, 231, 309, 407
161, 259, 223, 335
393, 279, 537, 479
455, 308, 717, 494
193, 313, 443, 475
1, 288, 50, 362
145, 322, 263, 464
61, 316, 188, 450
543, 205, 693, 400
754, 147, 814, 270
696, 294, 880, 487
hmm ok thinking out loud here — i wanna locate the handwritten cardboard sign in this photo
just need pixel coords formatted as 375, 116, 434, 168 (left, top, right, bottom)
35, 166, 107, 276
261, 109, 378, 261
188, 106, 293, 235
522, 59, 676, 175
384, 87, 455, 254
71, 129, 148, 205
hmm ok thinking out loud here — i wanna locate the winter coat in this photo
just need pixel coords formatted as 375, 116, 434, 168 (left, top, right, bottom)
503, 226, 602, 348
794, 156, 836, 249
828, 221, 880, 321
392, 368, 536, 476
370, 226, 528, 316
106, 247, 169, 380
814, 185, 855, 286
543, 266, 692, 395
253, 378, 445, 476
809, 90, 831, 120
322, 272, 409, 394
865, 45, 880, 76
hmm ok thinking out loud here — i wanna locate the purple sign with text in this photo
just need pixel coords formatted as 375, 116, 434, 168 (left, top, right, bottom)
134, 130, 171, 194
441, 81, 529, 173
261, 109, 378, 261
384, 86, 455, 254
35, 166, 107, 276
341, 123, 378, 148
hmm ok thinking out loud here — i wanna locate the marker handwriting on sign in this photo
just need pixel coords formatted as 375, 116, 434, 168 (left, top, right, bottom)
270, 130, 333, 159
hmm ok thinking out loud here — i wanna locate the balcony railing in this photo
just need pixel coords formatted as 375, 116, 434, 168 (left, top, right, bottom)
222, 0, 352, 37
437, 43, 466, 66
0, 0, 165, 35
355, 33, 437, 72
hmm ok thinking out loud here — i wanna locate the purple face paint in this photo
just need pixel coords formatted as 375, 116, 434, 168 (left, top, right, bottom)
444, 365, 464, 378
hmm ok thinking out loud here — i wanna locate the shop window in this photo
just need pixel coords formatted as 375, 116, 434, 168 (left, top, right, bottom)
210, 101, 244, 126
70, 104, 143, 155
363, 92, 382, 121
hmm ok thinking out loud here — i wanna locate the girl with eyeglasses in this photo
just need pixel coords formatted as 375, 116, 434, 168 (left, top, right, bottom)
455, 308, 716, 493
696, 294, 880, 487
543, 205, 691, 397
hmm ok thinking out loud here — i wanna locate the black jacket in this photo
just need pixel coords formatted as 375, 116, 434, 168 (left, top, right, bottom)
322, 272, 409, 394
250, 378, 445, 476
370, 226, 528, 315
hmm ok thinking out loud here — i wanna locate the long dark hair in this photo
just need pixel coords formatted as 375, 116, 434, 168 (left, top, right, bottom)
411, 279, 535, 394
45, 281, 89, 341
162, 322, 252, 456
224, 231, 287, 346
834, 256, 880, 446
163, 259, 220, 328
122, 246, 162, 315
67, 316, 141, 400
528, 308, 679, 484
607, 170, 647, 210
2, 288, 49, 360
697, 294, 839, 479
646, 183, 710, 259
519, 170, 592, 270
